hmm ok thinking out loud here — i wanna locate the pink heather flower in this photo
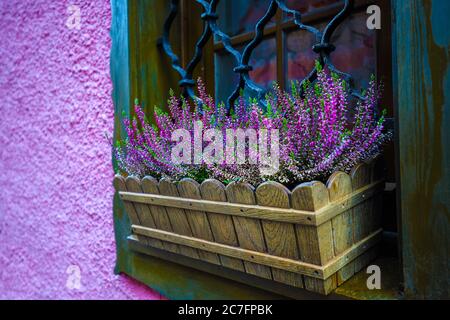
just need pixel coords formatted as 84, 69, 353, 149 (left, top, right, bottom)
114, 68, 390, 186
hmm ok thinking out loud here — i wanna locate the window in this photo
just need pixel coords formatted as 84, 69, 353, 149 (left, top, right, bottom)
213, 0, 378, 103
113, 0, 449, 300
114, 0, 402, 300
169, 0, 394, 182
160, 0, 391, 111
152, 0, 396, 243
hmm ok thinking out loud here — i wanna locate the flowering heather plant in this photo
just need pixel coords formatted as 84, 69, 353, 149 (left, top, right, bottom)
114, 63, 390, 186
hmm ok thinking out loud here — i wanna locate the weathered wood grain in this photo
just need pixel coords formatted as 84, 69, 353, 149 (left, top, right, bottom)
350, 163, 376, 276
351, 163, 372, 242
256, 182, 304, 288
114, 175, 139, 224
393, 0, 450, 298
369, 158, 384, 233
177, 178, 221, 265
292, 180, 336, 294
314, 180, 383, 226
113, 175, 149, 245
200, 179, 245, 271
119, 180, 383, 226
131, 224, 382, 281
321, 229, 382, 278
118, 171, 383, 295
120, 191, 318, 222
141, 176, 179, 253
226, 181, 272, 280
158, 178, 200, 259
131, 225, 324, 278
327, 171, 354, 285
125, 176, 164, 249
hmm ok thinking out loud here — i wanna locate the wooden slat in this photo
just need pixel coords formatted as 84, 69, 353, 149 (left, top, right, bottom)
131, 224, 382, 281
114, 175, 139, 223
327, 171, 355, 285
119, 180, 384, 226
177, 179, 220, 265
226, 182, 272, 280
125, 176, 164, 249
292, 181, 336, 294
321, 229, 382, 279
200, 179, 245, 271
113, 175, 148, 245
132, 224, 323, 278
256, 182, 304, 288
315, 180, 384, 225
120, 192, 316, 224
158, 178, 200, 259
350, 163, 377, 277
141, 176, 179, 254
351, 164, 372, 242
370, 158, 384, 233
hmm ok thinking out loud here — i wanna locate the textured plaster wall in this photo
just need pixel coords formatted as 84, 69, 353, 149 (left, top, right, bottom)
0, 0, 162, 299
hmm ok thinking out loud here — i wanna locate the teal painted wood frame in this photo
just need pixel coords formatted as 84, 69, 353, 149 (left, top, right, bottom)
392, 0, 449, 299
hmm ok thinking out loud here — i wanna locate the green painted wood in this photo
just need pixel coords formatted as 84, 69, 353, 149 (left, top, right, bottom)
110, 0, 133, 277
392, 0, 449, 299
128, 0, 184, 116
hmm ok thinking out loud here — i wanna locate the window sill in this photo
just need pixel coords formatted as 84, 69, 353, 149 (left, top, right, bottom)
123, 233, 401, 300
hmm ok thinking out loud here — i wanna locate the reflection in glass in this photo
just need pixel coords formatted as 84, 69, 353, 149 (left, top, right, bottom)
330, 13, 376, 89
286, 28, 318, 83
284, 0, 340, 17
216, 0, 274, 38
249, 37, 277, 89
286, 12, 375, 90
215, 38, 277, 104
214, 50, 240, 105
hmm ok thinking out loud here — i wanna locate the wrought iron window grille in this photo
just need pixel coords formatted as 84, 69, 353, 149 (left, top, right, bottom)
158, 0, 366, 112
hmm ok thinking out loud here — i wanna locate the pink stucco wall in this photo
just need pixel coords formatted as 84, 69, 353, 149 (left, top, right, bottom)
0, 1, 162, 299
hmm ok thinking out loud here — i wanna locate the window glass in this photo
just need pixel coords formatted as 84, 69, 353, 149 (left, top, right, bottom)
330, 13, 376, 89
286, 12, 375, 89
214, 3, 375, 102
215, 37, 277, 104
286, 28, 318, 84
214, 50, 239, 105
216, 0, 275, 38
249, 37, 277, 89
283, 0, 340, 16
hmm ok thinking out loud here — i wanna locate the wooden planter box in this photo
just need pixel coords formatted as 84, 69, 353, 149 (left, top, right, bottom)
114, 160, 384, 295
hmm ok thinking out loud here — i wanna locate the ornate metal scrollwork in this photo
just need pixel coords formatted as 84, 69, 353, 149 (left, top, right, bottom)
159, 0, 364, 112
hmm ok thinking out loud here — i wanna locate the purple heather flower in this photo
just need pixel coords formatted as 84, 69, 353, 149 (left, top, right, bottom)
114, 69, 390, 186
